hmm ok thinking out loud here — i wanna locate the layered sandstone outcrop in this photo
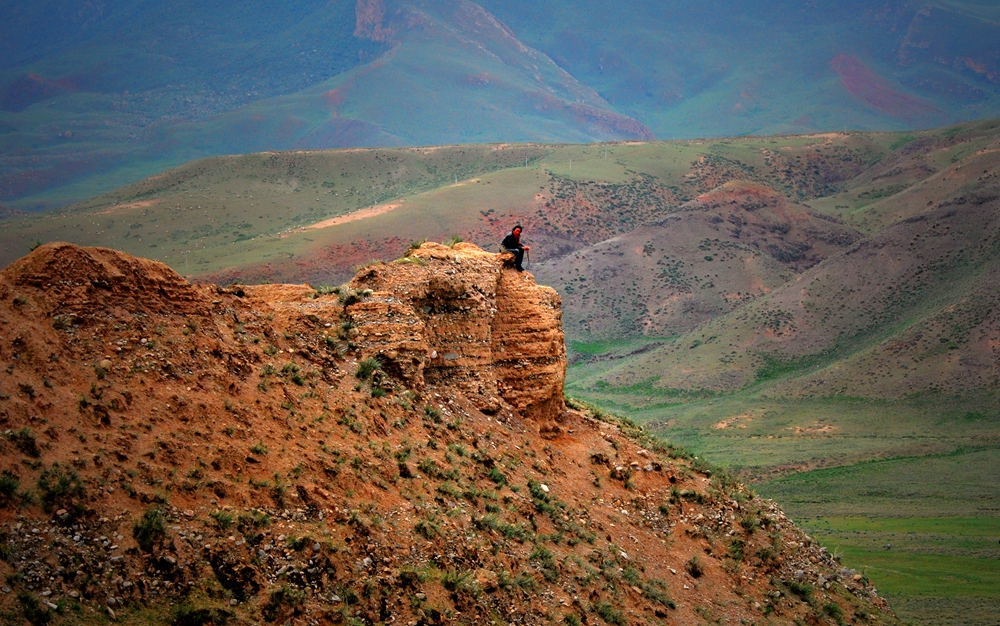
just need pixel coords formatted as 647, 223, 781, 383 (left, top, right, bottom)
347, 242, 566, 431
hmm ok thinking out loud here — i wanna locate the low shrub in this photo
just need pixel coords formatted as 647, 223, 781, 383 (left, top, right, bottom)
37, 464, 85, 513
133, 506, 167, 552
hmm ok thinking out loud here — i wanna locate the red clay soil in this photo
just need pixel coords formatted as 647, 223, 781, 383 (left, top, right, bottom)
0, 242, 900, 625
831, 54, 937, 120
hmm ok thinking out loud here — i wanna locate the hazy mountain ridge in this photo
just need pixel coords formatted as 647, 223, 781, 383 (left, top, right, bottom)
555, 121, 1000, 400
4, 0, 1000, 210
0, 0, 645, 211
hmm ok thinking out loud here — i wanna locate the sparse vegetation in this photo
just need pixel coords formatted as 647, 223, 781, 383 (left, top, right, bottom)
685, 555, 704, 578
7, 428, 40, 458
36, 464, 84, 514
355, 356, 381, 377
133, 506, 167, 552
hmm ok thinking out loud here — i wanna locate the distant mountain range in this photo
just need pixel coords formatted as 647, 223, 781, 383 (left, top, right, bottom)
2, 0, 1000, 210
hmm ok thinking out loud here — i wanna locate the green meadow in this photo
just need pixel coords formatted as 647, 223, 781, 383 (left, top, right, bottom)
568, 351, 1000, 625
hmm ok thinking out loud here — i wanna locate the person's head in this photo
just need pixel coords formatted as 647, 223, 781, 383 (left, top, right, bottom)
512, 224, 522, 236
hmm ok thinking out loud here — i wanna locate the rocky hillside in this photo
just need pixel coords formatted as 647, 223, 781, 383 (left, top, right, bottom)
0, 242, 899, 625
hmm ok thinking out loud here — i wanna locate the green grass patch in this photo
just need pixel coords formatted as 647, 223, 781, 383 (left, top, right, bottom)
826, 545, 1000, 598
568, 336, 675, 356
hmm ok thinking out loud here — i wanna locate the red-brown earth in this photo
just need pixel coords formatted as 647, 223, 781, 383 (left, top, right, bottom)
0, 242, 900, 625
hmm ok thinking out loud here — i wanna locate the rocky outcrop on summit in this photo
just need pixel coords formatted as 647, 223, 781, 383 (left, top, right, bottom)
348, 242, 566, 433
2, 242, 213, 317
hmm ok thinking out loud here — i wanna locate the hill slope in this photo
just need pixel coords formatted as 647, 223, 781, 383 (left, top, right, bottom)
0, 242, 900, 625
569, 123, 1000, 399
534, 181, 863, 340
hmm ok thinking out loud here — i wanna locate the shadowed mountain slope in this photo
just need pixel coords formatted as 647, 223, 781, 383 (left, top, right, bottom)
5, 0, 1000, 210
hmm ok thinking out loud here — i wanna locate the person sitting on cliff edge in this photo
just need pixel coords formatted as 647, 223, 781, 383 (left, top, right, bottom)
501, 224, 530, 272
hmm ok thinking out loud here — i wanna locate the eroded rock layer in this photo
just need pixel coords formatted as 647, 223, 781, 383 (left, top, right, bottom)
348, 242, 566, 429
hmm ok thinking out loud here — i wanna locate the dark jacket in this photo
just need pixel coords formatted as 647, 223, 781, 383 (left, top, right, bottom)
501, 232, 522, 250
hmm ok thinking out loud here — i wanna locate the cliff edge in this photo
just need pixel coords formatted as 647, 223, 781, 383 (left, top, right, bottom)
348, 242, 566, 434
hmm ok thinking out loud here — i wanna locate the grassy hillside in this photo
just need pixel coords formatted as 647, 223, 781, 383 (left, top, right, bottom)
563, 120, 1000, 400
0, 129, 894, 282
534, 181, 863, 339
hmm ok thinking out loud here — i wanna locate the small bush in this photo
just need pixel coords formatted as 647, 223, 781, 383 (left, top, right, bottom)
473, 514, 500, 531
787, 579, 814, 603
528, 479, 550, 502
642, 581, 676, 610
442, 569, 479, 596
0, 531, 12, 562
238, 510, 271, 532
262, 585, 305, 622
355, 357, 382, 381
513, 571, 537, 589
338, 287, 370, 307
728, 538, 745, 562
17, 591, 50, 625
488, 467, 507, 485
756, 546, 778, 565
270, 481, 287, 507
685, 555, 704, 578
424, 405, 442, 423
133, 506, 167, 552
393, 256, 426, 266
18, 383, 35, 399
37, 464, 84, 513
593, 601, 627, 626
0, 470, 20, 506
8, 428, 40, 458
51, 314, 75, 330
285, 536, 308, 551
210, 510, 234, 530
740, 513, 761, 534
415, 516, 441, 540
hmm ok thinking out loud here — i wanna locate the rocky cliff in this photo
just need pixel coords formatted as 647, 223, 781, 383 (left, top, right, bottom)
347, 242, 566, 434
0, 243, 899, 625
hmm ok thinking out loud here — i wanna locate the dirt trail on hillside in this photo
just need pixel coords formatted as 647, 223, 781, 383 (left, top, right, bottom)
302, 201, 403, 230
